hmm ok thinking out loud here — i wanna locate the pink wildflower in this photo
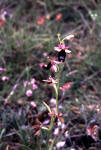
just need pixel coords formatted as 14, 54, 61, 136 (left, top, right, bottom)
30, 101, 37, 108
32, 84, 38, 90
26, 89, 32, 97
30, 78, 35, 84
0, 67, 6, 72
0, 11, 7, 27
39, 63, 45, 68
17, 99, 23, 105
43, 52, 47, 57
2, 76, 8, 81
60, 82, 71, 91
56, 13, 62, 21
37, 16, 45, 25
24, 81, 28, 87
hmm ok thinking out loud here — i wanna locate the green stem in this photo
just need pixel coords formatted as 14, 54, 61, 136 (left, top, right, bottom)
56, 65, 63, 114
46, 65, 63, 150
56, 88, 58, 114
49, 138, 56, 150
46, 117, 54, 150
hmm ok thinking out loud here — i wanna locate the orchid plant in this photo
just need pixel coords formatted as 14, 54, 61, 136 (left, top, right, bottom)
34, 33, 73, 150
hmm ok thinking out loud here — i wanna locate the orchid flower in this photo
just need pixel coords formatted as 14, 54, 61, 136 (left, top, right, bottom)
54, 42, 71, 53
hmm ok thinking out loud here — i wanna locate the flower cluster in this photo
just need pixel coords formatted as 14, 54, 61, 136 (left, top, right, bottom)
24, 78, 38, 97
41, 40, 71, 75
36, 13, 63, 25
48, 108, 64, 123
40, 57, 62, 72
0, 67, 8, 82
60, 82, 71, 91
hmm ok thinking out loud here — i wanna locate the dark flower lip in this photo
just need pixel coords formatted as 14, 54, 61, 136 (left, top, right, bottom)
58, 49, 66, 62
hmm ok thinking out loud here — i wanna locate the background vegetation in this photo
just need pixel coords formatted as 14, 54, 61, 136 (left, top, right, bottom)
0, 0, 101, 149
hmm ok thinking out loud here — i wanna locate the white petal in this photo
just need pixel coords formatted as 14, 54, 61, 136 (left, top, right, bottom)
54, 128, 59, 136
65, 49, 71, 53
50, 98, 56, 105
56, 141, 65, 148
54, 47, 61, 52
63, 34, 74, 40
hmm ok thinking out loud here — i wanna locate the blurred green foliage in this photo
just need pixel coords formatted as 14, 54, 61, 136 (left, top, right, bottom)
0, 0, 101, 149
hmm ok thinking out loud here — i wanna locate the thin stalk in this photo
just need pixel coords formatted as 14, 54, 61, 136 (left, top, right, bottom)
56, 65, 63, 114
46, 117, 54, 150
46, 64, 63, 150
49, 138, 56, 150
